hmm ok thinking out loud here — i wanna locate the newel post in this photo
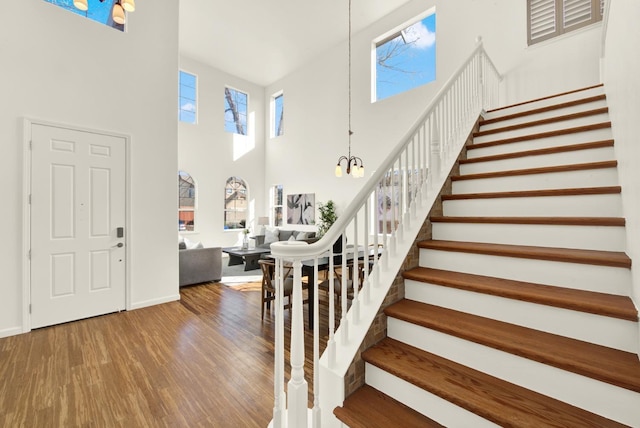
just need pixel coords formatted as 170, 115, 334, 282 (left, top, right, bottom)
287, 258, 308, 428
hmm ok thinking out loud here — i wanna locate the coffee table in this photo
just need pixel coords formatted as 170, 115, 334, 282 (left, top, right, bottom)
222, 247, 271, 271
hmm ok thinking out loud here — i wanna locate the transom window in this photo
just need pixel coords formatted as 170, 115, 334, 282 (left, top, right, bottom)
224, 177, 248, 230
271, 93, 284, 138
373, 10, 436, 102
179, 71, 197, 124
528, 0, 605, 45
224, 87, 248, 135
178, 171, 196, 231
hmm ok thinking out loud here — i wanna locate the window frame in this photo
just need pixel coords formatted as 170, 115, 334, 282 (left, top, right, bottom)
178, 171, 196, 232
224, 86, 249, 135
372, 8, 437, 102
270, 184, 284, 227
224, 176, 249, 230
271, 92, 284, 138
179, 70, 197, 124
527, 0, 605, 46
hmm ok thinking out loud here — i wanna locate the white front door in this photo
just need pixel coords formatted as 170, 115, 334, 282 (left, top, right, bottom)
30, 123, 126, 329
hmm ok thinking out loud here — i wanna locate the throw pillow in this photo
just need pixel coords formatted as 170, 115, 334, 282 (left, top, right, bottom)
179, 242, 187, 250
264, 227, 279, 245
295, 231, 309, 241
288, 235, 296, 242
279, 230, 294, 241
184, 237, 203, 250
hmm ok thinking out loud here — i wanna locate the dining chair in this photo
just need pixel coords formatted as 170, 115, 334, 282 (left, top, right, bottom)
259, 259, 308, 319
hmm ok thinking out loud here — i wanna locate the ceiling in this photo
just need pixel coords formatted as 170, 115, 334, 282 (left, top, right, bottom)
178, 0, 414, 87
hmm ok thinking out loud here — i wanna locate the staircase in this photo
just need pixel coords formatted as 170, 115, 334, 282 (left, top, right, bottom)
334, 85, 640, 427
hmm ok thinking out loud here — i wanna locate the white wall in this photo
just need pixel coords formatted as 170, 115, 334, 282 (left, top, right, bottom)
264, 0, 602, 218
604, 0, 640, 316
0, 0, 179, 337
178, 56, 266, 248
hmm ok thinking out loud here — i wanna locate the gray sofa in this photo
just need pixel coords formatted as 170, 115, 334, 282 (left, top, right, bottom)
253, 228, 318, 249
179, 246, 222, 286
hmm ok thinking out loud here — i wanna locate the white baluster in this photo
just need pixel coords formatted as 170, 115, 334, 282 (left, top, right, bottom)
312, 259, 321, 428
273, 257, 285, 428
351, 215, 360, 324
287, 258, 308, 428
340, 233, 349, 346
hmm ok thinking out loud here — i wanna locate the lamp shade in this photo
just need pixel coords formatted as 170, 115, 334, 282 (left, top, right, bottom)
258, 217, 270, 226
112, 3, 126, 25
334, 164, 343, 177
73, 0, 88, 11
121, 0, 135, 12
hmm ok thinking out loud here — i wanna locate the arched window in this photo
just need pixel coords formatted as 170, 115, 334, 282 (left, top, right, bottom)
224, 177, 248, 230
179, 171, 196, 231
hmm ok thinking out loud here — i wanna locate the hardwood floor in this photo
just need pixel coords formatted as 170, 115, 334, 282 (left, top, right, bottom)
0, 282, 328, 427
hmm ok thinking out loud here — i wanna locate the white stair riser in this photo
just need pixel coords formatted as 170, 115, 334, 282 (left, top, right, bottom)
460, 146, 615, 175
442, 194, 623, 217
467, 127, 612, 159
419, 248, 631, 295
480, 99, 608, 132
365, 364, 499, 428
432, 222, 626, 252
387, 319, 640, 427
404, 280, 638, 352
452, 168, 618, 194
474, 113, 610, 145
482, 87, 605, 121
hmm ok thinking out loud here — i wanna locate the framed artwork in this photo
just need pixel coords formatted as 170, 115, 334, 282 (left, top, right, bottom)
287, 193, 315, 225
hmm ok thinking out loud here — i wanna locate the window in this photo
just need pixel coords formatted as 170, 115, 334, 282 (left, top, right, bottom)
179, 71, 197, 124
44, 0, 126, 31
272, 93, 284, 137
224, 87, 248, 135
178, 171, 196, 231
528, 0, 605, 46
224, 177, 248, 230
373, 11, 436, 102
270, 185, 284, 227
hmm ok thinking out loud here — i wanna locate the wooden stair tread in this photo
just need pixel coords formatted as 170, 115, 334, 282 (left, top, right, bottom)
402, 267, 638, 321
468, 122, 611, 150
486, 84, 604, 114
418, 239, 632, 268
442, 186, 621, 201
451, 160, 617, 181
430, 216, 625, 227
460, 140, 614, 165
333, 385, 444, 428
363, 337, 628, 427
385, 301, 640, 393
474, 107, 609, 137
480, 94, 607, 126
486, 85, 605, 114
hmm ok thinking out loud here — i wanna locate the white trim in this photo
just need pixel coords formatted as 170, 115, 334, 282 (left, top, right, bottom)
129, 294, 180, 310
0, 327, 24, 339
21, 117, 132, 333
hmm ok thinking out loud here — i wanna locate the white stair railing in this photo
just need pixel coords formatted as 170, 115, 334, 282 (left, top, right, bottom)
269, 38, 502, 428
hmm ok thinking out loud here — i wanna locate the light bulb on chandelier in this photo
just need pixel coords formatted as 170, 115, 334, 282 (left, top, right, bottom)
334, 0, 364, 178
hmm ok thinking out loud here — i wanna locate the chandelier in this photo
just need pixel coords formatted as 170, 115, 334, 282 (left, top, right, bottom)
73, 0, 136, 25
334, 0, 364, 178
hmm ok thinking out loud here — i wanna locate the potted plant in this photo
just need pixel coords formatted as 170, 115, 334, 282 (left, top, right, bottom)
317, 200, 337, 237
318, 200, 342, 254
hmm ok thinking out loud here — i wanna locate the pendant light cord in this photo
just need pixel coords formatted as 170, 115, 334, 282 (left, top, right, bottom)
348, 0, 352, 159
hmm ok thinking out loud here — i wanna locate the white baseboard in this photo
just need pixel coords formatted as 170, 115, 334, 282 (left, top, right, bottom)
129, 293, 180, 310
0, 326, 25, 338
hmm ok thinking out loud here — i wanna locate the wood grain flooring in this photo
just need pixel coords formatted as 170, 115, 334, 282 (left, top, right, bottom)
0, 282, 328, 427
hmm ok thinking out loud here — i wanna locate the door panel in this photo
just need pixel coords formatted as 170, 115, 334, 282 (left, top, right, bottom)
30, 124, 126, 329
